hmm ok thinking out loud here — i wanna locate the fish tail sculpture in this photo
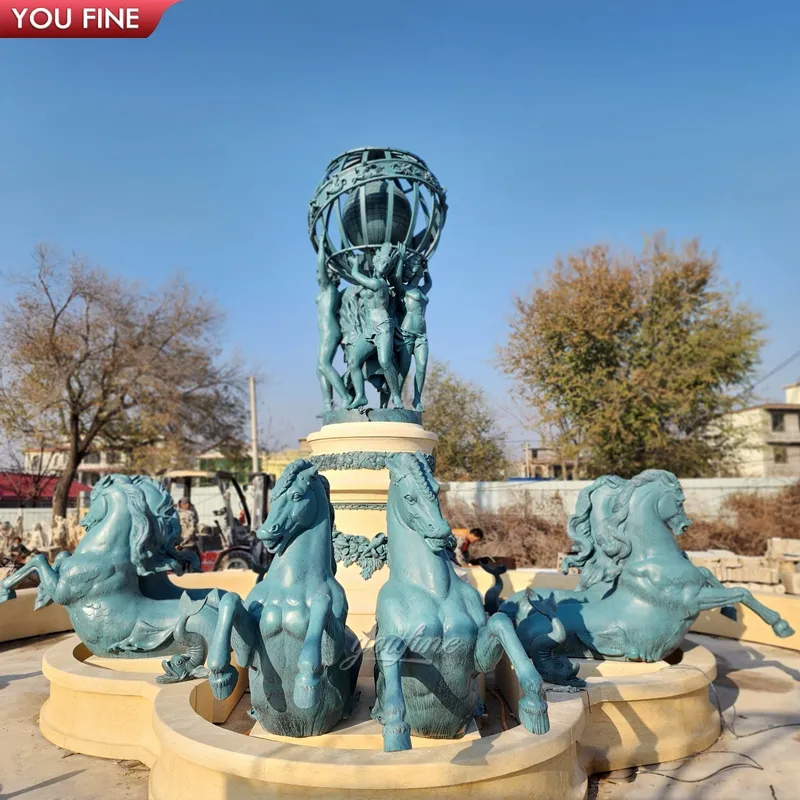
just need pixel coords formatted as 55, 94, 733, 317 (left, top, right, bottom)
480, 562, 507, 615
156, 593, 211, 684
526, 593, 583, 689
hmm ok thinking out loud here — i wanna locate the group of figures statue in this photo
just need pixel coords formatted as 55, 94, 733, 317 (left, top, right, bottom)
316, 242, 432, 414
0, 462, 794, 752
309, 146, 449, 417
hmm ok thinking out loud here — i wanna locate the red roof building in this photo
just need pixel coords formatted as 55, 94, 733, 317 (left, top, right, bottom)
0, 472, 92, 505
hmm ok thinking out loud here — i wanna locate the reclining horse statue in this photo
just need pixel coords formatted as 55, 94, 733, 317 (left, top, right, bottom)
372, 451, 551, 752
0, 474, 221, 683
202, 459, 362, 737
503, 470, 795, 686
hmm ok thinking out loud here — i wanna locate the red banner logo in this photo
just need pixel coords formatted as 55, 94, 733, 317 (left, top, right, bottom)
0, 0, 181, 37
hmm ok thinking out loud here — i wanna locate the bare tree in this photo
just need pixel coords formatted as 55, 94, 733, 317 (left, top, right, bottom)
0, 245, 249, 518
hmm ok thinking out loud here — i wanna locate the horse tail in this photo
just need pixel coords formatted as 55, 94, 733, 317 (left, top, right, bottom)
526, 593, 583, 688
480, 563, 507, 615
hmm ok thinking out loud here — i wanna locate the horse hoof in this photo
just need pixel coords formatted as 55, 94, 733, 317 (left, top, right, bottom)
519, 698, 550, 736
293, 675, 321, 709
0, 587, 16, 603
383, 721, 412, 752
773, 620, 795, 638
209, 665, 238, 700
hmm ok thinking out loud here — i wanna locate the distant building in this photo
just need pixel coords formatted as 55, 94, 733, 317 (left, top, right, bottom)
23, 447, 128, 488
516, 444, 578, 480
0, 472, 91, 508
261, 439, 311, 478
727, 382, 800, 478
23, 440, 311, 489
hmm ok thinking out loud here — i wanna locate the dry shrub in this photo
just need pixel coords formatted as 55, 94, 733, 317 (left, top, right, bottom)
441, 497, 570, 569
443, 481, 800, 566
681, 481, 800, 556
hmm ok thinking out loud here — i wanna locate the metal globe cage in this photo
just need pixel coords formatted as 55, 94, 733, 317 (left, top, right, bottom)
308, 147, 448, 277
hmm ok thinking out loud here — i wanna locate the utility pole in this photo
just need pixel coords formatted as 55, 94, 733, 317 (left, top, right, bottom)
523, 440, 531, 478
249, 376, 259, 475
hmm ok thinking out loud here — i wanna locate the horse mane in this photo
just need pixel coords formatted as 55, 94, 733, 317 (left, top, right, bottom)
390, 451, 439, 501
272, 459, 314, 500
563, 475, 627, 584
318, 473, 337, 575
92, 475, 162, 576
132, 475, 173, 518
579, 469, 681, 589
131, 475, 196, 574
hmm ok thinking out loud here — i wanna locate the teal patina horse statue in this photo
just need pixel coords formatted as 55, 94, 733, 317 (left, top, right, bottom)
0, 474, 220, 683
504, 470, 795, 685
372, 452, 551, 752
203, 459, 362, 737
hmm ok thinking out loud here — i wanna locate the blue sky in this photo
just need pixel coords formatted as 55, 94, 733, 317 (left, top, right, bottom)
2, 0, 799, 453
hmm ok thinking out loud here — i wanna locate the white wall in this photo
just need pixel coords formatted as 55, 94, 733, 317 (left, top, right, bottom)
441, 476, 797, 522
167, 484, 254, 529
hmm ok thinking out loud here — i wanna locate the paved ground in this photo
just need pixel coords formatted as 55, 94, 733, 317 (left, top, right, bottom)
595, 634, 800, 800
0, 634, 148, 800
0, 632, 798, 799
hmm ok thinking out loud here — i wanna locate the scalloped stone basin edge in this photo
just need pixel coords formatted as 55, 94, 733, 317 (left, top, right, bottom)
36, 635, 720, 799
496, 641, 720, 774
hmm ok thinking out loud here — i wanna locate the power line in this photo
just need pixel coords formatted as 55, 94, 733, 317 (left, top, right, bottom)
746, 344, 800, 394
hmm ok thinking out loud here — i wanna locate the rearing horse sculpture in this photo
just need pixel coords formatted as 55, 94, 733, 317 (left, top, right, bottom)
0, 474, 220, 682
372, 451, 550, 752
508, 470, 795, 685
203, 459, 362, 737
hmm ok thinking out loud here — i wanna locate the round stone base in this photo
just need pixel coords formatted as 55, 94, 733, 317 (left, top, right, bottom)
496, 642, 721, 774
37, 635, 721, 799
306, 421, 437, 537
40, 636, 587, 800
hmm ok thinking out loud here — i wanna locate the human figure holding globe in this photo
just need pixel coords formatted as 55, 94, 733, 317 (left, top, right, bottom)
315, 249, 351, 411
395, 255, 432, 412
343, 243, 403, 410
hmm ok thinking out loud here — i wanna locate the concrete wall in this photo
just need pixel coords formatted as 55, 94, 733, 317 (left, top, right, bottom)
441, 476, 797, 522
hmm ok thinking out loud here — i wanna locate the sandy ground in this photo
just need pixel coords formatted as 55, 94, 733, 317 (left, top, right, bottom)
0, 632, 798, 800
0, 634, 149, 800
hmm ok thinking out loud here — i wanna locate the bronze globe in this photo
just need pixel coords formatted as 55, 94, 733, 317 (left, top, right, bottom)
309, 146, 447, 278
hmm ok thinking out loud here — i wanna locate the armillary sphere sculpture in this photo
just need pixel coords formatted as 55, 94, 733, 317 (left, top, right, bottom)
309, 147, 447, 419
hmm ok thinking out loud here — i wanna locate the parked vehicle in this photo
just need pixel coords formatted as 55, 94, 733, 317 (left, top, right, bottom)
162, 470, 275, 576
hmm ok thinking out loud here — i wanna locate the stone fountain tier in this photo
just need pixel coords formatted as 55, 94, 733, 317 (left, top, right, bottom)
38, 634, 719, 800
497, 641, 721, 774
306, 420, 437, 537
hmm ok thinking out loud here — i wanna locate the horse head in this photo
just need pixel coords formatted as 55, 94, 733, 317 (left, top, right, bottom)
623, 469, 692, 539
80, 474, 161, 576
257, 459, 331, 557
385, 452, 454, 553
131, 476, 199, 574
